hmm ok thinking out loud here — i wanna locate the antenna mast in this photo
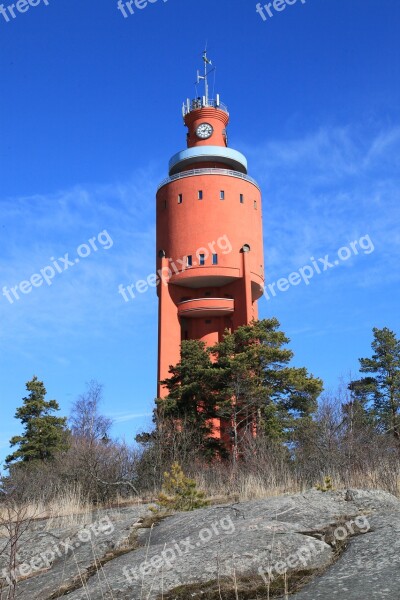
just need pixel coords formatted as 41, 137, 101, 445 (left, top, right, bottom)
183, 50, 226, 118
197, 50, 213, 105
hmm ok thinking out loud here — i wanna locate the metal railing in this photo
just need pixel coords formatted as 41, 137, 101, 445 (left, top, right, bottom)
157, 168, 260, 191
182, 97, 229, 117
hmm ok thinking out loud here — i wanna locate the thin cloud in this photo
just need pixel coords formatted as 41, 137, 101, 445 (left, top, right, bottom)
110, 412, 153, 423
242, 124, 400, 290
0, 166, 162, 345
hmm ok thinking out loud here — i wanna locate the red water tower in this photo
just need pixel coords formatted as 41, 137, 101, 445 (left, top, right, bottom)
156, 53, 264, 399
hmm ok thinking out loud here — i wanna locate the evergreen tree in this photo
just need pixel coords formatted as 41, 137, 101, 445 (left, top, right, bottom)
157, 340, 224, 458
154, 462, 209, 512
158, 319, 323, 458
159, 340, 215, 423
350, 327, 400, 444
345, 377, 377, 432
6, 376, 68, 465
212, 319, 323, 455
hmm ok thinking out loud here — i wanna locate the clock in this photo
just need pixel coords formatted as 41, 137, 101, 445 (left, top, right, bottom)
196, 123, 213, 139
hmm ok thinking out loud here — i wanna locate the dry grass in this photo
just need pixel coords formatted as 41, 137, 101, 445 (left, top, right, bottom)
0, 485, 154, 533
235, 473, 302, 502
1, 467, 398, 536
43, 485, 93, 528
195, 471, 303, 504
0, 484, 93, 531
194, 466, 400, 505
310, 469, 400, 498
160, 570, 320, 599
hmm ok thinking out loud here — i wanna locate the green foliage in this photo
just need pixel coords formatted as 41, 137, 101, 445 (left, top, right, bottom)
349, 327, 400, 444
213, 319, 323, 442
316, 475, 334, 492
153, 462, 209, 512
159, 340, 216, 423
6, 376, 69, 466
158, 319, 323, 457
157, 339, 226, 459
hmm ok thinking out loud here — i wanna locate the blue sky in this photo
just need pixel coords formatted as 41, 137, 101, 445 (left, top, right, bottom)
1, 0, 399, 466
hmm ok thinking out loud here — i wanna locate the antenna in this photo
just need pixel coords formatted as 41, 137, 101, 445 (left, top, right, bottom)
197, 49, 213, 105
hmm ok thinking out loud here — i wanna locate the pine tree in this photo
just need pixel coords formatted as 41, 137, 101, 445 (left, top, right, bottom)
350, 327, 400, 445
6, 376, 69, 465
158, 319, 323, 458
345, 377, 377, 432
155, 462, 209, 512
157, 339, 224, 458
213, 319, 323, 455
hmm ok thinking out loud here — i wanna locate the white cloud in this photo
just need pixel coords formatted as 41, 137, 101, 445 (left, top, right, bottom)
110, 412, 153, 423
242, 124, 400, 288
0, 166, 163, 345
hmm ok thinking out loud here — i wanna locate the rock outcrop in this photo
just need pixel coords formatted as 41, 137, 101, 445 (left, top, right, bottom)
1, 488, 399, 599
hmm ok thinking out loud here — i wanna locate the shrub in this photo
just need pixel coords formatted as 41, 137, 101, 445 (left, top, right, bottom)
316, 475, 334, 492
154, 462, 209, 512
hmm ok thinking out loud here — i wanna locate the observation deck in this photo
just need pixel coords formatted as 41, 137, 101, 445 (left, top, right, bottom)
177, 297, 234, 318
168, 147, 248, 176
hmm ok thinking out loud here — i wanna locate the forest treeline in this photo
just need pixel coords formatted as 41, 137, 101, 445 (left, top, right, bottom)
1, 320, 400, 506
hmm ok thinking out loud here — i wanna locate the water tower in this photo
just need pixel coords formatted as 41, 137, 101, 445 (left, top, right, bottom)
156, 53, 264, 399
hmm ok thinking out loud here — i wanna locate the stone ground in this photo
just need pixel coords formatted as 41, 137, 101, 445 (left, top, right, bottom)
0, 488, 399, 599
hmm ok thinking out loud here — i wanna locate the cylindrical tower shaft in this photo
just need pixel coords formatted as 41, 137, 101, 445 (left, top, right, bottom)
156, 74, 264, 409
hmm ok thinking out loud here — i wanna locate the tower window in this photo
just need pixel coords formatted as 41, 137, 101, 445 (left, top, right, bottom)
212, 253, 218, 265
186, 255, 192, 267
220, 190, 225, 200
254, 200, 257, 209
178, 194, 183, 204
240, 194, 244, 204
205, 291, 211, 297
198, 190, 203, 200
205, 319, 212, 324
199, 253, 205, 266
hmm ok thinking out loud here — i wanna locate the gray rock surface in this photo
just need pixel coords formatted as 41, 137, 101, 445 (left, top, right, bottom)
0, 489, 399, 599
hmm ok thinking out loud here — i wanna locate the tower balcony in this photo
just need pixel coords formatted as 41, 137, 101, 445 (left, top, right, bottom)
178, 297, 234, 319
157, 167, 260, 192
170, 266, 241, 289
168, 146, 248, 176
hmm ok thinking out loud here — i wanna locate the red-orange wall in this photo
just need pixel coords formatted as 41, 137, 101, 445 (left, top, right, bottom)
156, 175, 264, 286
156, 105, 265, 405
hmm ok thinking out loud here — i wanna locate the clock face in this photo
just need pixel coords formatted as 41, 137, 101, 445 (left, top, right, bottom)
196, 123, 213, 139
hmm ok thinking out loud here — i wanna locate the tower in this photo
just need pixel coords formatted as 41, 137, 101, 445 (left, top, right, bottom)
156, 53, 265, 404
